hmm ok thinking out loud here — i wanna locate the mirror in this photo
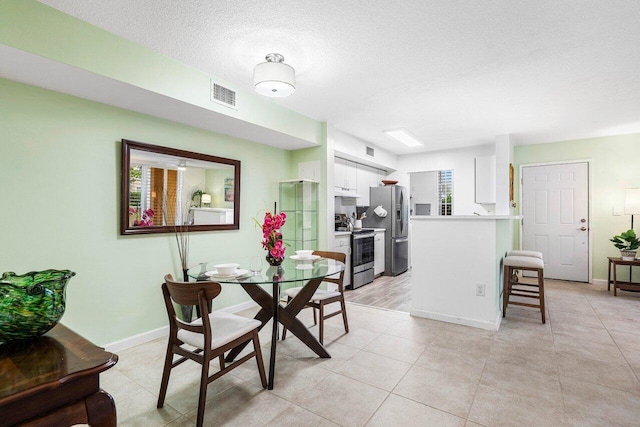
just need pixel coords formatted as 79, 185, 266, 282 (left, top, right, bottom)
121, 139, 241, 235
409, 170, 453, 216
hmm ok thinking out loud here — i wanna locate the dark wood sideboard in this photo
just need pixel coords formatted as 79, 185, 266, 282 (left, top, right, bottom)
0, 324, 118, 426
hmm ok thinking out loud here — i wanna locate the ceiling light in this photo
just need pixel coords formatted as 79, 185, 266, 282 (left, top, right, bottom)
177, 160, 187, 171
253, 53, 296, 98
383, 129, 424, 147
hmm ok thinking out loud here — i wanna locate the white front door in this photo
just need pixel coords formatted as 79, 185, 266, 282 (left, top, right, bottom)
522, 162, 589, 282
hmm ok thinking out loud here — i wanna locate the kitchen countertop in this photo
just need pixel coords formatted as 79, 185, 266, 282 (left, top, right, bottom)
410, 215, 522, 220
334, 228, 386, 236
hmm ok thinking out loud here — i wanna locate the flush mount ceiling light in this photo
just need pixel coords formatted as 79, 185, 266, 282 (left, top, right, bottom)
383, 129, 424, 147
253, 53, 296, 98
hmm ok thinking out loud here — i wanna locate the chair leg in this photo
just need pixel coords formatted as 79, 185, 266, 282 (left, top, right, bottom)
281, 296, 292, 340
318, 303, 324, 345
502, 265, 509, 318
313, 307, 317, 325
157, 342, 174, 408
538, 268, 546, 324
340, 296, 349, 333
253, 332, 267, 389
196, 352, 211, 427
218, 355, 225, 371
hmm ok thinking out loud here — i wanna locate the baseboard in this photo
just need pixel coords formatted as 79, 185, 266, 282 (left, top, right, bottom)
105, 325, 169, 353
104, 300, 258, 353
410, 308, 501, 331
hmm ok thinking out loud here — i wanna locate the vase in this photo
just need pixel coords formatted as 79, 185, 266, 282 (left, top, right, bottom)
620, 250, 637, 261
266, 255, 284, 267
0, 269, 75, 342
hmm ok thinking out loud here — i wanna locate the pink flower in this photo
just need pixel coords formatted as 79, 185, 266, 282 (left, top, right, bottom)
257, 211, 287, 261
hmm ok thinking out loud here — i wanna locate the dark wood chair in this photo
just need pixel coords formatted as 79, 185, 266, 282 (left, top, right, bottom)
282, 250, 349, 344
157, 274, 267, 427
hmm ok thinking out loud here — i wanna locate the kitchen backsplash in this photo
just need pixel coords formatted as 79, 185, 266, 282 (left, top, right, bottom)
334, 196, 356, 222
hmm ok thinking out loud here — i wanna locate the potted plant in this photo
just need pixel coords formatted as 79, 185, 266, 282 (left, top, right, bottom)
610, 229, 640, 260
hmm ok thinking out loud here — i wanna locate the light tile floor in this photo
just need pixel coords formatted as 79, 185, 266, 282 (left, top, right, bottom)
103, 279, 640, 426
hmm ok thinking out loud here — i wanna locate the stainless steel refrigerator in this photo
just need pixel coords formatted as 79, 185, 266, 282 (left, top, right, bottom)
363, 185, 409, 276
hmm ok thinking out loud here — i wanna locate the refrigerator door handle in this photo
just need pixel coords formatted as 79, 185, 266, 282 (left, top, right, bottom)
395, 237, 409, 243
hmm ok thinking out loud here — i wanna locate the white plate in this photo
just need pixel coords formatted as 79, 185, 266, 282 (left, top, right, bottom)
290, 254, 320, 262
205, 268, 249, 278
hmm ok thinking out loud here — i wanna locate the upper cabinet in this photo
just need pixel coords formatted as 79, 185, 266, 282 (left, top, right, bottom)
475, 155, 496, 204
335, 156, 387, 205
335, 157, 357, 190
357, 163, 383, 206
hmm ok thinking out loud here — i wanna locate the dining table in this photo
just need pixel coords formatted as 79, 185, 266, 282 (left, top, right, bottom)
187, 255, 345, 390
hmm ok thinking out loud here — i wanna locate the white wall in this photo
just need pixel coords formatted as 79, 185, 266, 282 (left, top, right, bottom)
333, 129, 398, 171
390, 144, 495, 215
410, 171, 438, 215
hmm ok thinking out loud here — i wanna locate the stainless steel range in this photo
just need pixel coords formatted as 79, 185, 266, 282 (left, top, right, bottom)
349, 229, 375, 289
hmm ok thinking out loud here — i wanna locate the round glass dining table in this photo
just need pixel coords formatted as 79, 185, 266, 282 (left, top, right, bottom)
187, 256, 345, 390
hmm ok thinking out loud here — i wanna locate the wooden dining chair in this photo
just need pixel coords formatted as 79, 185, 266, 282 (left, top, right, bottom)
157, 274, 267, 427
281, 250, 349, 344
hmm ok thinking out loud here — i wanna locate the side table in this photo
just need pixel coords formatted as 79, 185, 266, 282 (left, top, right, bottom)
0, 324, 118, 426
607, 256, 640, 296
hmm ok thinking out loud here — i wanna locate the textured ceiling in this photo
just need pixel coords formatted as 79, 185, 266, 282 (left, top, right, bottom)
38, 0, 640, 154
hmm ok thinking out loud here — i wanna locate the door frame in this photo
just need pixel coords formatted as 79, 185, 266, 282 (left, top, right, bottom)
518, 159, 593, 283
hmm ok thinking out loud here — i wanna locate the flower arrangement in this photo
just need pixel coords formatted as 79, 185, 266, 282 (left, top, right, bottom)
129, 207, 155, 227
256, 212, 287, 265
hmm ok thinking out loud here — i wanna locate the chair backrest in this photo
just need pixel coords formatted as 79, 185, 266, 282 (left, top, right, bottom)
313, 250, 347, 291
162, 274, 222, 337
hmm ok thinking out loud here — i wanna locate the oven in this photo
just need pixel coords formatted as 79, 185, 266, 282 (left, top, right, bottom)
350, 229, 375, 289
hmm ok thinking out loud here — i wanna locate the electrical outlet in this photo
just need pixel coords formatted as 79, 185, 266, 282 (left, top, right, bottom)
476, 284, 485, 297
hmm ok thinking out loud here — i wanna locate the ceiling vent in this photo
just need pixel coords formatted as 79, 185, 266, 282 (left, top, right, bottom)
366, 146, 375, 157
211, 80, 236, 108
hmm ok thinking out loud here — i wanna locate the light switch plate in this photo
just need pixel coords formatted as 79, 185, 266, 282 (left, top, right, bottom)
613, 207, 622, 216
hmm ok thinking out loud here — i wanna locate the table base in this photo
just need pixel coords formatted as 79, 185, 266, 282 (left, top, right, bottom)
225, 277, 330, 389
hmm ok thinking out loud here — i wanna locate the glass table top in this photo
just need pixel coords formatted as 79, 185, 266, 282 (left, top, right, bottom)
186, 256, 345, 284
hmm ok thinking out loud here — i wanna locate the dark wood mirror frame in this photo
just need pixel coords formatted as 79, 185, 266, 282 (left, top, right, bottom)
120, 139, 241, 235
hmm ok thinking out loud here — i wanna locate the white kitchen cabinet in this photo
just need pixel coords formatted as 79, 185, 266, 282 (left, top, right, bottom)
335, 157, 357, 190
333, 234, 351, 287
356, 164, 376, 206
374, 230, 385, 276
475, 155, 496, 203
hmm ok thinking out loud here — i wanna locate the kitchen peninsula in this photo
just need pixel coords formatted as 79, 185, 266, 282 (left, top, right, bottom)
410, 215, 520, 330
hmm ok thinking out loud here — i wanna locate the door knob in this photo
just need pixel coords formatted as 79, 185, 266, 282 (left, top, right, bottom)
578, 226, 587, 231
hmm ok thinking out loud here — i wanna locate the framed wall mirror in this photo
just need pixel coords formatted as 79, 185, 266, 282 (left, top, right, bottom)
120, 139, 241, 235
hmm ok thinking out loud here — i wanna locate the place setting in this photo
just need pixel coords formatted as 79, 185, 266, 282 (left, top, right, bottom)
290, 250, 321, 270
204, 263, 250, 279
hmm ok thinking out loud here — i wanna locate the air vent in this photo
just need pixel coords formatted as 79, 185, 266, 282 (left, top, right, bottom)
211, 81, 236, 108
366, 146, 375, 157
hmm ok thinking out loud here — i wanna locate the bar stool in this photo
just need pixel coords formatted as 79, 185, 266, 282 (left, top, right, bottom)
507, 250, 543, 259
503, 255, 545, 323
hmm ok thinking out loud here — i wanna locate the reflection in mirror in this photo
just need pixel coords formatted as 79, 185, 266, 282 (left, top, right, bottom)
409, 170, 453, 216
121, 140, 240, 235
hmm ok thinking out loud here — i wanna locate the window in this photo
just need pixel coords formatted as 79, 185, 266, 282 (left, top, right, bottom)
438, 170, 453, 216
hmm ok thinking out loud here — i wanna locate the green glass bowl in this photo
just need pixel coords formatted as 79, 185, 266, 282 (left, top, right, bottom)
0, 269, 75, 342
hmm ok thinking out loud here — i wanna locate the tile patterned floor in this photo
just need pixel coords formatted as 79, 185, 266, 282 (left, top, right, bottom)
103, 279, 640, 426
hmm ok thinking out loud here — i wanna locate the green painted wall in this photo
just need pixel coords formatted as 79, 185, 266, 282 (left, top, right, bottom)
291, 123, 329, 249
513, 133, 640, 281
0, 78, 293, 345
0, 0, 322, 145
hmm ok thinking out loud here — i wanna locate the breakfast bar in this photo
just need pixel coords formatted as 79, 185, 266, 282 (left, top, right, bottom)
410, 215, 520, 330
